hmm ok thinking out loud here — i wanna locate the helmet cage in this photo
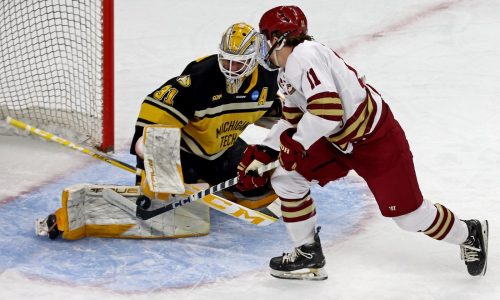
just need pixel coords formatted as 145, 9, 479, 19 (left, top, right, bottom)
218, 51, 257, 81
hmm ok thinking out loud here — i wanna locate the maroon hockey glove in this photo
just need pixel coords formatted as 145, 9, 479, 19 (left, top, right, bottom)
236, 145, 278, 192
279, 128, 306, 171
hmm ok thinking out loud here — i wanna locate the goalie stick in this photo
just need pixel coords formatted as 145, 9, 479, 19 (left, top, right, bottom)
103, 188, 279, 226
5, 116, 137, 174
6, 117, 282, 223
104, 161, 280, 221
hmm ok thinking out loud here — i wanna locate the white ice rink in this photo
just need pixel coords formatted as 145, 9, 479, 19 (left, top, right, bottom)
1, 0, 499, 299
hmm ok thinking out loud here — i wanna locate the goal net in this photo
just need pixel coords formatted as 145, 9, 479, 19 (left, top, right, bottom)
0, 0, 114, 151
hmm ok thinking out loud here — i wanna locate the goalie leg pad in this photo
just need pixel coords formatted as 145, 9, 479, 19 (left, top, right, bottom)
49, 184, 210, 240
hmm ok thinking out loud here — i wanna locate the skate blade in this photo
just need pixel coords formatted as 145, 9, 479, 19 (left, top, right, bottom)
270, 267, 328, 281
35, 218, 49, 237
480, 220, 489, 276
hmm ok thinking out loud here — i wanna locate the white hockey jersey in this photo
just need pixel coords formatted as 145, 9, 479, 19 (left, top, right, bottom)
262, 40, 384, 153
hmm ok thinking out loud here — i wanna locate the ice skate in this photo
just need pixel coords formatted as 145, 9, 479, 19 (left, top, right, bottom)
269, 227, 327, 280
460, 219, 488, 276
35, 214, 61, 240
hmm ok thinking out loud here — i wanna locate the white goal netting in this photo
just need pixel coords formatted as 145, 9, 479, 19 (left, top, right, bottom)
0, 0, 113, 149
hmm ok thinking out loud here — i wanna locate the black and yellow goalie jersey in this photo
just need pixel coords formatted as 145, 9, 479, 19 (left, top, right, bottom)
131, 54, 280, 160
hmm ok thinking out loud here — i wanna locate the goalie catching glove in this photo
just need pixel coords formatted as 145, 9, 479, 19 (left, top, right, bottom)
236, 145, 278, 193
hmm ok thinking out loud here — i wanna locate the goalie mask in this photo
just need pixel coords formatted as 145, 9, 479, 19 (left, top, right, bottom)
218, 23, 262, 94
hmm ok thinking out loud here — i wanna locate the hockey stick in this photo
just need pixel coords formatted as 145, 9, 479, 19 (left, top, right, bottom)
123, 160, 279, 220
6, 116, 281, 222
5, 116, 137, 174
103, 187, 279, 226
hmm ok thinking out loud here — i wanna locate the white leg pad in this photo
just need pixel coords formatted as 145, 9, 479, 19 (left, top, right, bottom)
51, 183, 209, 240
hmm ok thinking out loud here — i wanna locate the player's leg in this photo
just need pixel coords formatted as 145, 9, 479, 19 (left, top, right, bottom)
266, 136, 351, 280
268, 167, 327, 280
393, 200, 488, 276
355, 108, 488, 276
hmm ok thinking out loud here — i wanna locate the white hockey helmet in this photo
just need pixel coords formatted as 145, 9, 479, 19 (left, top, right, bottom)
218, 23, 262, 93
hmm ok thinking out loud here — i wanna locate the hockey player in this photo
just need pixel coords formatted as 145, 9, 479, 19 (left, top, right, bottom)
237, 6, 488, 280
131, 22, 281, 209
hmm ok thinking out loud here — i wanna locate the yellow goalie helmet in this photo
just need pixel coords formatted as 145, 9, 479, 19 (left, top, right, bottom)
218, 22, 261, 94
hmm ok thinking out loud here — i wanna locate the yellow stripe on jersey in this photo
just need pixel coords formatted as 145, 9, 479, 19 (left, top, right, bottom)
327, 93, 375, 149
183, 110, 268, 158
181, 132, 227, 160
309, 108, 343, 117
244, 67, 259, 93
282, 106, 303, 126
193, 100, 273, 118
195, 55, 211, 62
353, 98, 374, 139
307, 94, 344, 121
138, 98, 187, 129
308, 97, 342, 106
283, 110, 303, 120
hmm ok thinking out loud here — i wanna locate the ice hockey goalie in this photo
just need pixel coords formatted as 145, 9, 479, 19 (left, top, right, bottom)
35, 126, 210, 240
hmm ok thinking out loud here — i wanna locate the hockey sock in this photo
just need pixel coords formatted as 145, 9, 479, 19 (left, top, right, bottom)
281, 193, 317, 247
424, 203, 468, 244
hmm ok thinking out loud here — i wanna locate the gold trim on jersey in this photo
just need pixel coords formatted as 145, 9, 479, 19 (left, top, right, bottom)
327, 93, 376, 150
193, 100, 273, 118
310, 107, 343, 117
195, 55, 211, 62
181, 132, 227, 160
282, 106, 303, 126
182, 108, 269, 160
144, 96, 189, 124
307, 92, 344, 121
244, 67, 259, 93
137, 104, 184, 128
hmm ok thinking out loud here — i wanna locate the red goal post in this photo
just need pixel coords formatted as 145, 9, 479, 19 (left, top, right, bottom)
0, 0, 114, 151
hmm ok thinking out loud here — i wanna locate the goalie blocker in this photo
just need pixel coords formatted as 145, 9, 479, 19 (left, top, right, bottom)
139, 125, 185, 200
